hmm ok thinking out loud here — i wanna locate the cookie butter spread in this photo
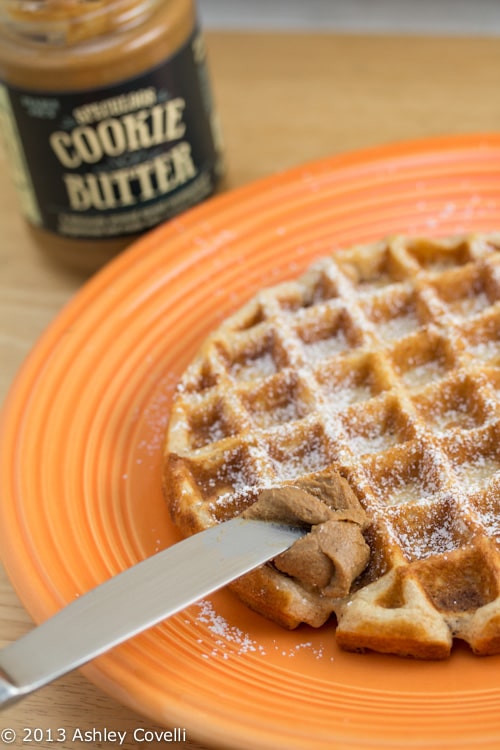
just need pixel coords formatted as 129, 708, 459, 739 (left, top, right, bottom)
243, 473, 370, 599
0, 0, 223, 270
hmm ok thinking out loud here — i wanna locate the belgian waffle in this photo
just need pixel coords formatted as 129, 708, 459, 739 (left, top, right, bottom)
163, 233, 500, 658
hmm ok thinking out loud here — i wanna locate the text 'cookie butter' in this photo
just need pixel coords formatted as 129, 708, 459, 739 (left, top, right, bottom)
0, 0, 224, 271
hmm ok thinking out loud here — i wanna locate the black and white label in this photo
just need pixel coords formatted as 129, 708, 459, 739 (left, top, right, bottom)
0, 28, 223, 238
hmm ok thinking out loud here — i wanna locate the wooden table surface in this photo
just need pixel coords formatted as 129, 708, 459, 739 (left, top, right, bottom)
1, 29, 500, 750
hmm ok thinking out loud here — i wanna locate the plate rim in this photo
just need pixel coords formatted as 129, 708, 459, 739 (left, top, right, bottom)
2, 131, 500, 750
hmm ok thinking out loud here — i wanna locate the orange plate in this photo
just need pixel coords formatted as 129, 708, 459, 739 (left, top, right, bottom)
2, 134, 500, 750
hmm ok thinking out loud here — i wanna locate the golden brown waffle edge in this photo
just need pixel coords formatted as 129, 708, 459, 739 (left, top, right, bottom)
163, 233, 500, 658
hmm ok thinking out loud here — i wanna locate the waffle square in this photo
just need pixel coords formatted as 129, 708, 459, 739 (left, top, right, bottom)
163, 234, 500, 658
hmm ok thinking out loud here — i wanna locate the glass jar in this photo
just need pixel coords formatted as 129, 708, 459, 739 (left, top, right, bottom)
0, 0, 224, 272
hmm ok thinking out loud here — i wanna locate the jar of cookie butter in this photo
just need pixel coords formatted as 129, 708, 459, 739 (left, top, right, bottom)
0, 0, 224, 271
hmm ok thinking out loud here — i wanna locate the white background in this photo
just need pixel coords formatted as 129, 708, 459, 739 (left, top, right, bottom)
198, 0, 500, 35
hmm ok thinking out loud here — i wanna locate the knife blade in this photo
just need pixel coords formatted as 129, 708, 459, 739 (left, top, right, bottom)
0, 517, 306, 709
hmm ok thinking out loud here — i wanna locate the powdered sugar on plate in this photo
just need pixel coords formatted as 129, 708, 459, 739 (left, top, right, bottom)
194, 599, 267, 659
190, 600, 333, 662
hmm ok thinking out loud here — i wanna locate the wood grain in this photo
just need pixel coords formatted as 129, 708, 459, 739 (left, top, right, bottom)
1, 30, 500, 749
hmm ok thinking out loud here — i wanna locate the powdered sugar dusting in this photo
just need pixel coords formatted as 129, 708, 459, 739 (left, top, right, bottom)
192, 600, 333, 662
321, 380, 372, 411
232, 351, 277, 381
453, 454, 500, 491
430, 404, 476, 433
165, 234, 500, 653
302, 330, 349, 361
270, 639, 333, 661
449, 292, 491, 319
376, 311, 419, 342
194, 600, 266, 659
398, 516, 461, 561
402, 359, 446, 388
469, 339, 499, 363
348, 426, 399, 455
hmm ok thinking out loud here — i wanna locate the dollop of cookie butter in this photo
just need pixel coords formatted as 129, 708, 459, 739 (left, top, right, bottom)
243, 472, 370, 598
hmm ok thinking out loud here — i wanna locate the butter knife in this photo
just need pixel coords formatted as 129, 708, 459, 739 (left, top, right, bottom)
0, 517, 305, 709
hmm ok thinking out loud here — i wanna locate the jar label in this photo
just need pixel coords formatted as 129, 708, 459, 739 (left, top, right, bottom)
0, 27, 223, 239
